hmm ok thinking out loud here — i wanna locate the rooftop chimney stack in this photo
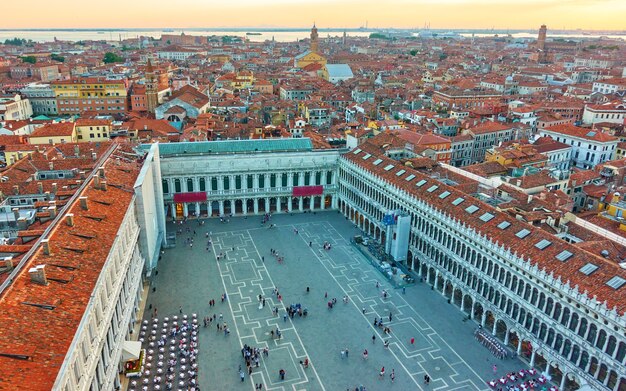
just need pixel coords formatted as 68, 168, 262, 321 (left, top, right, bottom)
79, 196, 88, 210
65, 213, 74, 226
92, 152, 97, 161
79, 171, 86, 179
28, 265, 47, 285
74, 145, 80, 157
51, 183, 57, 194
12, 185, 19, 195
37, 182, 43, 194
49, 161, 54, 170
44, 191, 50, 200
98, 166, 105, 178
116, 157, 121, 166
17, 217, 29, 230
48, 205, 57, 219
94, 175, 101, 189
41, 239, 50, 255
101, 180, 107, 191
12, 207, 19, 220
4, 257, 13, 271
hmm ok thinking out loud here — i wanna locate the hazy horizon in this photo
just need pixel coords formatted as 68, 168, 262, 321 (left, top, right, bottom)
5, 0, 626, 30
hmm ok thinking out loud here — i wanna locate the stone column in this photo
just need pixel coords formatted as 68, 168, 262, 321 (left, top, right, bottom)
253, 199, 259, 214
310, 196, 315, 211
321, 195, 326, 210
265, 197, 270, 212
183, 203, 188, 217
481, 312, 487, 327
218, 201, 224, 216
275, 197, 281, 213
171, 203, 176, 219
517, 339, 523, 355
492, 321, 497, 336
298, 197, 304, 212
230, 200, 235, 215
504, 331, 510, 346
253, 174, 259, 191
288, 198, 293, 212
530, 351, 536, 367
288, 172, 294, 187
218, 176, 224, 192
560, 374, 567, 391
243, 199, 248, 215
195, 202, 200, 217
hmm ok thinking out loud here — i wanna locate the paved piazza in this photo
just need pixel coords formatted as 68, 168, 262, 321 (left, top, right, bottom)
145, 212, 527, 390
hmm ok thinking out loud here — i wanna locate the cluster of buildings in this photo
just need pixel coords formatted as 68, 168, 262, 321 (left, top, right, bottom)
0, 24, 625, 391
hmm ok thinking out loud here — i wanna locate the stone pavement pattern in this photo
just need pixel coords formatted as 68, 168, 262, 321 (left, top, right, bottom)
145, 212, 526, 390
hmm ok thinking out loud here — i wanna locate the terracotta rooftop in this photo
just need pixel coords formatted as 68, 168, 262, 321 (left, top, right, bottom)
344, 139, 626, 315
0, 144, 140, 390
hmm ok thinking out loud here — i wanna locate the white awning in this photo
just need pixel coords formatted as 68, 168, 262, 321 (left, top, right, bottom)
122, 340, 142, 361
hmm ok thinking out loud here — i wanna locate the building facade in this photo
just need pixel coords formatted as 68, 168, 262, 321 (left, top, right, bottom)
153, 139, 340, 219
337, 145, 626, 391
20, 83, 58, 116
51, 78, 128, 116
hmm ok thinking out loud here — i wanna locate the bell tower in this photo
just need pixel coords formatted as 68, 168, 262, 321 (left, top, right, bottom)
310, 23, 319, 53
145, 59, 158, 114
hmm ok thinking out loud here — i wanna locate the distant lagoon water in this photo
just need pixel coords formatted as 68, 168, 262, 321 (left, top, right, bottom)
0, 29, 624, 43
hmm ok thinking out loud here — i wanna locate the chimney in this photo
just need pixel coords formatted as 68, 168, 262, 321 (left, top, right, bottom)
116, 157, 121, 166
79, 171, 86, 179
4, 257, 13, 271
74, 145, 80, 157
98, 166, 105, 178
48, 205, 57, 219
92, 152, 97, 161
12, 185, 19, 195
17, 152, 23, 160
41, 239, 50, 255
49, 161, 54, 170
28, 265, 47, 285
9, 156, 15, 165
44, 191, 50, 201
101, 180, 107, 191
65, 213, 74, 226
79, 196, 88, 210
51, 183, 57, 193
12, 207, 19, 220
17, 217, 29, 230
37, 182, 43, 194
94, 175, 101, 189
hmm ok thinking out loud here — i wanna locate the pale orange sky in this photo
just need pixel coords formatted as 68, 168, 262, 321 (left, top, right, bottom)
5, 0, 626, 30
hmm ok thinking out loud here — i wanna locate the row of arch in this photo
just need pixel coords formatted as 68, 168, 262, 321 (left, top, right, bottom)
336, 170, 626, 391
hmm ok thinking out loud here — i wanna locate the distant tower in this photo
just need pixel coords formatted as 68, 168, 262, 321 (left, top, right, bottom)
310, 23, 319, 53
145, 59, 158, 114
537, 24, 547, 51
343, 30, 347, 47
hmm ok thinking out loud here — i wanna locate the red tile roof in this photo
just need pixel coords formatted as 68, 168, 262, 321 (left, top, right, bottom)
344, 140, 626, 315
0, 144, 140, 390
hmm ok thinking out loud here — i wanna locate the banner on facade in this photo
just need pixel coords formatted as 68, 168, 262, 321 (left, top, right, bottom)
292, 185, 324, 197
173, 192, 208, 203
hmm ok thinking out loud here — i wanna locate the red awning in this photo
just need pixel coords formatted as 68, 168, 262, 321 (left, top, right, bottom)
173, 192, 207, 203
292, 185, 324, 197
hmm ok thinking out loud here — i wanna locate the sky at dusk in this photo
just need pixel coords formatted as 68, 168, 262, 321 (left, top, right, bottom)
5, 0, 626, 30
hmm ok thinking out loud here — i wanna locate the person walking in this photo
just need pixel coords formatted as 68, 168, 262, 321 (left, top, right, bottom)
372, 334, 376, 343
279, 369, 286, 380
240, 370, 245, 382
379, 367, 385, 379
389, 312, 392, 322
390, 369, 395, 383
344, 348, 349, 358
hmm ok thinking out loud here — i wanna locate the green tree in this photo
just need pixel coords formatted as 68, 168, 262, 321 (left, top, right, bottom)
51, 53, 65, 62
5, 38, 28, 46
103, 52, 124, 64
21, 56, 37, 64
410, 49, 418, 56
